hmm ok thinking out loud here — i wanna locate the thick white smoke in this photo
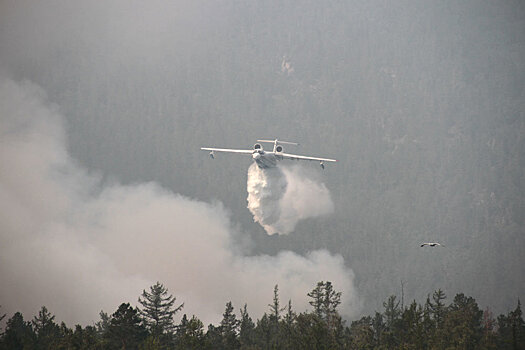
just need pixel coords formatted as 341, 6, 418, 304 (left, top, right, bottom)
0, 77, 360, 326
247, 163, 334, 235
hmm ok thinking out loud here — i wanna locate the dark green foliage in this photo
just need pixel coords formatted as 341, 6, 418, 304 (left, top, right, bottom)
288, 281, 346, 349
32, 306, 60, 349
430, 289, 447, 329
497, 300, 525, 350
398, 301, 426, 349
346, 290, 525, 350
292, 312, 331, 349
219, 301, 240, 349
203, 324, 221, 349
349, 316, 374, 350
105, 303, 147, 350
72, 325, 100, 350
268, 285, 284, 323
371, 312, 385, 348
0, 312, 35, 350
438, 293, 483, 350
266, 285, 286, 348
308, 282, 325, 318
175, 314, 205, 349
238, 304, 256, 349
95, 310, 110, 335
138, 281, 183, 345
0, 284, 523, 349
308, 281, 343, 329
380, 295, 402, 348
253, 313, 271, 349
280, 300, 297, 349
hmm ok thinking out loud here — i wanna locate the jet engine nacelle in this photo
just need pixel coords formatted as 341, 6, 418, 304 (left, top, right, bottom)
254, 143, 263, 150
275, 145, 283, 153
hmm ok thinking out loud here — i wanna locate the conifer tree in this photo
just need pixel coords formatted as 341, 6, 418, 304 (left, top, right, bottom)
399, 301, 425, 349
106, 303, 147, 349
175, 314, 205, 349
267, 284, 285, 348
422, 296, 435, 346
283, 300, 296, 326
430, 289, 447, 328
382, 295, 402, 348
254, 313, 272, 349
308, 281, 342, 327
441, 293, 483, 350
1, 312, 35, 349
96, 310, 110, 335
31, 306, 55, 335
203, 324, 221, 349
508, 300, 525, 350
138, 282, 183, 338
322, 281, 342, 330
308, 282, 324, 318
428, 290, 448, 349
281, 300, 296, 350
268, 284, 285, 323
219, 301, 239, 349
239, 304, 256, 348
293, 312, 330, 349
32, 306, 60, 349
372, 311, 385, 348
349, 316, 374, 349
497, 300, 525, 350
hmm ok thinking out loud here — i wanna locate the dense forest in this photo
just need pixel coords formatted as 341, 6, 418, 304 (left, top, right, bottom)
1, 282, 524, 349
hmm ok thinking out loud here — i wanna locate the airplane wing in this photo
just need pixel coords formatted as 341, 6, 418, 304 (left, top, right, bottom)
201, 147, 253, 155
280, 153, 337, 163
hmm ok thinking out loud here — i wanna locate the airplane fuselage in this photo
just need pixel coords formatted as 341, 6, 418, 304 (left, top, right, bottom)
252, 150, 280, 168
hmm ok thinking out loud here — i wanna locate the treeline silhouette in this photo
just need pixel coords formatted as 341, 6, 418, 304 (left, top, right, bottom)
1, 281, 523, 349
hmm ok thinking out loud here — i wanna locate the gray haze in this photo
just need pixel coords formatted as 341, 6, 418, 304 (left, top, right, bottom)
1, 0, 524, 323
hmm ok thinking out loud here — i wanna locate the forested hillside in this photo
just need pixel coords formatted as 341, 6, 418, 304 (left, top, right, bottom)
1, 282, 524, 349
0, 0, 523, 317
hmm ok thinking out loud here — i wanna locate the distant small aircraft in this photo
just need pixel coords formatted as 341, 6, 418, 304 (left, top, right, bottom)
420, 242, 444, 247
201, 139, 337, 169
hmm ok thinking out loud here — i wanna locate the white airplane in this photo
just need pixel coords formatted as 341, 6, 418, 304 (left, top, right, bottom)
201, 139, 337, 169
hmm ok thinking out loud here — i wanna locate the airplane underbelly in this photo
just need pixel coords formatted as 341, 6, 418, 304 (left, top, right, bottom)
255, 154, 277, 168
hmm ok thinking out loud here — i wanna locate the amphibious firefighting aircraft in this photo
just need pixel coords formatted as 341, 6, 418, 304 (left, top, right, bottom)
201, 139, 337, 169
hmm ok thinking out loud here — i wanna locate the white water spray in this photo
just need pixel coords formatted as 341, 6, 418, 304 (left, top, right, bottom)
247, 163, 334, 235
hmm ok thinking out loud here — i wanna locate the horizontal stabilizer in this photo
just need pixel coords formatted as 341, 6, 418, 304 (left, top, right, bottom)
257, 139, 299, 146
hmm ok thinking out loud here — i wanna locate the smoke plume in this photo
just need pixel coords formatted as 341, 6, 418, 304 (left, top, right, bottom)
0, 77, 359, 326
247, 163, 334, 235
